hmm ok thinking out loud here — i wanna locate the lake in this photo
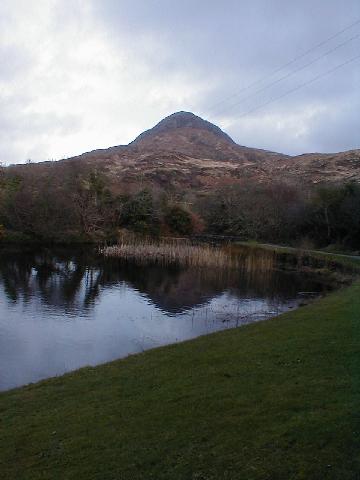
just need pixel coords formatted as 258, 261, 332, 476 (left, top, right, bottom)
0, 247, 333, 391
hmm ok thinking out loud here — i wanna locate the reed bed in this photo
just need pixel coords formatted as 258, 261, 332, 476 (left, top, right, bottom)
102, 240, 231, 268
227, 245, 276, 273
101, 238, 277, 271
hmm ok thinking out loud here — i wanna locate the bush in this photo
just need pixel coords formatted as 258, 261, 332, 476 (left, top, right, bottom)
165, 206, 193, 235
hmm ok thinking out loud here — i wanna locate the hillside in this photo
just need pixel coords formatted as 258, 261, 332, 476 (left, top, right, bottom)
7, 111, 360, 192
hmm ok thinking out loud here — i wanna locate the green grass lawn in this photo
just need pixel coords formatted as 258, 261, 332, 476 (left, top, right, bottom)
1, 282, 360, 479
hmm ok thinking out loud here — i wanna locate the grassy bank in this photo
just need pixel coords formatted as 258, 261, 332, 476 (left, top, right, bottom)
235, 241, 360, 271
1, 277, 360, 479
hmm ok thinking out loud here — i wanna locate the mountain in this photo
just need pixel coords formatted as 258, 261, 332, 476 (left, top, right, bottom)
131, 111, 236, 147
9, 111, 360, 191
128, 111, 287, 162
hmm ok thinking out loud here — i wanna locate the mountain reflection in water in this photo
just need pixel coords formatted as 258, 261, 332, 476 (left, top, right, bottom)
0, 247, 332, 391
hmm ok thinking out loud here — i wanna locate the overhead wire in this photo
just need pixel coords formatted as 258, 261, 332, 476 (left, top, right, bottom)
232, 53, 360, 120
213, 32, 360, 116
207, 17, 360, 113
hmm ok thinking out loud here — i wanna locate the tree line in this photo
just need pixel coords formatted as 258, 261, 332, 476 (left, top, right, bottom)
0, 164, 359, 250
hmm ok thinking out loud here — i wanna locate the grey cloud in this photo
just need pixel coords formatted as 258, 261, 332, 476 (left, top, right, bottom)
0, 45, 33, 81
301, 107, 360, 154
0, 0, 359, 162
91, 0, 360, 153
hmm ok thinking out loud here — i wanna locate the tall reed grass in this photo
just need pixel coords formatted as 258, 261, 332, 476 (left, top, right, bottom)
101, 237, 276, 271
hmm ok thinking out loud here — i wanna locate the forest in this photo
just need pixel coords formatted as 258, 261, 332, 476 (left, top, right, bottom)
0, 163, 359, 251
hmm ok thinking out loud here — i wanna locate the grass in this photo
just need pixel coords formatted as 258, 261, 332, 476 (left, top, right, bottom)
1, 277, 360, 479
235, 241, 360, 278
101, 237, 277, 270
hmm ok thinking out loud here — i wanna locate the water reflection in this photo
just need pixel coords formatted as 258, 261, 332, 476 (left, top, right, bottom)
0, 247, 332, 391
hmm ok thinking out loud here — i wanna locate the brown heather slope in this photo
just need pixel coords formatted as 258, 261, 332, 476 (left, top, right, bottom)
8, 111, 360, 192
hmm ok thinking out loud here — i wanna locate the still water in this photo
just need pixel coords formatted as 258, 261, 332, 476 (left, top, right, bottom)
0, 247, 333, 391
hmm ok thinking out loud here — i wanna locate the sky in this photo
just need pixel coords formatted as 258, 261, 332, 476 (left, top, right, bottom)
0, 0, 359, 164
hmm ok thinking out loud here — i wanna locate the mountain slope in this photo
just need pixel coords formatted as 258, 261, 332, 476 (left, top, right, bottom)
128, 111, 288, 163
9, 111, 360, 191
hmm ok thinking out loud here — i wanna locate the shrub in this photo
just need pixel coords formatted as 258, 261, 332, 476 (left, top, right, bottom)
165, 206, 193, 235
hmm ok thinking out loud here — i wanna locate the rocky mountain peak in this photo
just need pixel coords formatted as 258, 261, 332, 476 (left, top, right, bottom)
130, 111, 235, 146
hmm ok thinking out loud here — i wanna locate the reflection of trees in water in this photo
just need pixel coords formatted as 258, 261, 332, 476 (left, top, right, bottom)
0, 254, 34, 303
0, 248, 330, 315
0, 249, 86, 310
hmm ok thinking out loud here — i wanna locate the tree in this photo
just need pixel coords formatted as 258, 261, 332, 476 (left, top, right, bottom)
121, 189, 160, 235
72, 170, 116, 237
165, 206, 193, 235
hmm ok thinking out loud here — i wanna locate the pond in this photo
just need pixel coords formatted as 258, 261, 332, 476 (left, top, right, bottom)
0, 247, 334, 391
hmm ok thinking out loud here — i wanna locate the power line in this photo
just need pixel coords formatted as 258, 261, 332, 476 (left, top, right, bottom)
232, 53, 360, 120
213, 32, 360, 116
207, 17, 360, 112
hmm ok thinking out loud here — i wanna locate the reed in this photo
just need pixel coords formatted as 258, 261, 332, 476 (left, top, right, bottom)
101, 240, 231, 268
101, 237, 276, 271
226, 244, 277, 273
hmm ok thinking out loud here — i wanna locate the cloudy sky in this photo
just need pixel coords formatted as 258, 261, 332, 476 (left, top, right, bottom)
0, 0, 359, 164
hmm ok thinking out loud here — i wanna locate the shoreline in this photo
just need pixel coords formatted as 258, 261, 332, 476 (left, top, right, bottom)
1, 273, 359, 478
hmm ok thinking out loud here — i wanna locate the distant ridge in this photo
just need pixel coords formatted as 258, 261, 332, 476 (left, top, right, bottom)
9, 111, 360, 190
